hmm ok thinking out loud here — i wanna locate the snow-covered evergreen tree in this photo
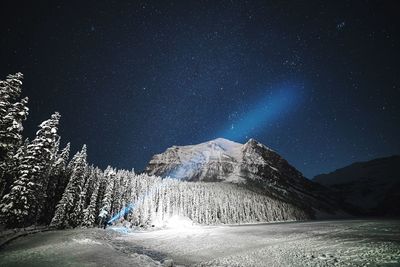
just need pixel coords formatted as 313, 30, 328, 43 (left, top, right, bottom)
99, 166, 115, 220
71, 164, 95, 227
40, 143, 70, 224
82, 168, 102, 227
95, 172, 309, 228
0, 112, 60, 227
0, 73, 29, 199
51, 145, 87, 228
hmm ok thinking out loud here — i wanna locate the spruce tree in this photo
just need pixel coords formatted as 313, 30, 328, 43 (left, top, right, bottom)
40, 143, 70, 224
99, 166, 115, 220
0, 112, 60, 227
0, 73, 29, 198
82, 168, 101, 227
51, 145, 87, 228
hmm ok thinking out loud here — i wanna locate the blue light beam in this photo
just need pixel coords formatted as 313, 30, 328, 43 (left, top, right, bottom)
219, 83, 303, 141
108, 203, 135, 224
108, 179, 171, 224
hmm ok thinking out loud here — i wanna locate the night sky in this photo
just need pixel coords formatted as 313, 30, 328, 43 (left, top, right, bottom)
1, 1, 399, 178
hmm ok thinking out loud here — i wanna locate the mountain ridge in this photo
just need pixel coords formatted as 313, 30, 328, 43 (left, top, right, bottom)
145, 138, 346, 219
313, 155, 400, 216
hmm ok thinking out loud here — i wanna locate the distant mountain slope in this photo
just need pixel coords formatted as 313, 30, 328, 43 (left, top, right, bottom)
145, 138, 346, 219
314, 155, 400, 216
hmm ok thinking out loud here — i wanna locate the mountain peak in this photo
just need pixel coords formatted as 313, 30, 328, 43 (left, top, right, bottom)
145, 138, 342, 218
212, 137, 237, 143
244, 138, 274, 152
207, 137, 242, 145
146, 137, 291, 183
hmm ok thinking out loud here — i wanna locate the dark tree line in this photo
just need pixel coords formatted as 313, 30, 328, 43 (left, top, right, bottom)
0, 73, 307, 230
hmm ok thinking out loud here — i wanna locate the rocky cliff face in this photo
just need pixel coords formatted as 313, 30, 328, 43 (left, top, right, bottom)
146, 138, 345, 218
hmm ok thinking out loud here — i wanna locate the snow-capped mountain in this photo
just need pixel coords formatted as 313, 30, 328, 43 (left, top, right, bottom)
146, 138, 344, 218
146, 138, 244, 182
314, 155, 400, 216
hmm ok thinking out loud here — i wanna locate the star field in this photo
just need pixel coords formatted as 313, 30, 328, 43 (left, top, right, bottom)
1, 0, 399, 178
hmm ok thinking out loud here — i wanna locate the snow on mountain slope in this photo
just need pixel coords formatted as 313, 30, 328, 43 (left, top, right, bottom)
146, 138, 285, 183
313, 155, 400, 216
147, 138, 246, 183
145, 138, 345, 218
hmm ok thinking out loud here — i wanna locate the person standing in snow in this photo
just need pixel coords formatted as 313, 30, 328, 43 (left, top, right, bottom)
98, 209, 108, 229
103, 214, 110, 229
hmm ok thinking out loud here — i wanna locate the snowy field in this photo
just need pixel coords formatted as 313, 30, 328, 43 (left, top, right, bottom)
1, 220, 399, 266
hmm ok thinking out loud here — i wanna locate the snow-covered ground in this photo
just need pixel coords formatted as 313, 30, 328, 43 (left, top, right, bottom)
0, 228, 163, 267
1, 220, 399, 266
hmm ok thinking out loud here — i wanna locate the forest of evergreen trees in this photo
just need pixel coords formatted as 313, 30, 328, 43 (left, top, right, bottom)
0, 73, 307, 230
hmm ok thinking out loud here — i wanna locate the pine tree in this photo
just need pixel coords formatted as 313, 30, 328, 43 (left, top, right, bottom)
51, 145, 87, 228
0, 112, 60, 227
99, 166, 115, 220
0, 73, 29, 198
71, 164, 95, 227
40, 143, 70, 224
82, 168, 102, 227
